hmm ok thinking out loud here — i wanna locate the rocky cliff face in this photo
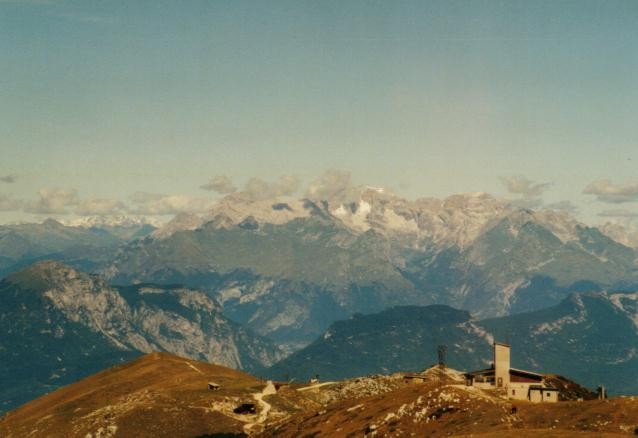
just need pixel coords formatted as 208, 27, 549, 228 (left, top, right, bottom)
0, 261, 283, 413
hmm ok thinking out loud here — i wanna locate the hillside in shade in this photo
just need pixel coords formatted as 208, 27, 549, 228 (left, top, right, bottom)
0, 261, 282, 413
269, 292, 638, 395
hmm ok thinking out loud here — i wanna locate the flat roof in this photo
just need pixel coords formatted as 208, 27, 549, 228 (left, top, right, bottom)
510, 367, 544, 378
465, 368, 494, 376
466, 367, 545, 379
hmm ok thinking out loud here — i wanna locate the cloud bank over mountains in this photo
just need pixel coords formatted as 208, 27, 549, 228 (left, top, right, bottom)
243, 175, 300, 201
305, 169, 362, 204
24, 188, 80, 215
128, 192, 211, 216
499, 175, 579, 215
499, 175, 552, 210
1, 170, 638, 226
199, 175, 236, 194
583, 180, 638, 204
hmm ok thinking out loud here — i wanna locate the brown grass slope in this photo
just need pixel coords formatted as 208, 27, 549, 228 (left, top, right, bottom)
3, 356, 638, 438
262, 372, 638, 438
0, 352, 314, 438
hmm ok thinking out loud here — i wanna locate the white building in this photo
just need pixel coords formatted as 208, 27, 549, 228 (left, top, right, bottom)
465, 342, 559, 403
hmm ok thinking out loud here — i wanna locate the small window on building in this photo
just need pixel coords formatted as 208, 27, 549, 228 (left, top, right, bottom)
546, 392, 551, 397
512, 389, 516, 395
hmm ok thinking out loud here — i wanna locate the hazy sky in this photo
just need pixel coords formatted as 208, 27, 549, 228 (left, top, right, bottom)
1, 0, 638, 224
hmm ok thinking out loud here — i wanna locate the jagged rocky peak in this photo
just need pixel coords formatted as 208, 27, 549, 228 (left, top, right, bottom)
151, 212, 204, 239
406, 192, 509, 248
208, 192, 310, 226
198, 188, 595, 250
60, 215, 162, 228
41, 218, 65, 228
530, 209, 582, 243
599, 221, 638, 250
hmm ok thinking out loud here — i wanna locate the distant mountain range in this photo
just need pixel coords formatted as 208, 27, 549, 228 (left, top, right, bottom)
101, 191, 638, 349
269, 291, 638, 395
2, 192, 638, 351
3, 191, 638, 411
0, 261, 282, 413
0, 218, 156, 278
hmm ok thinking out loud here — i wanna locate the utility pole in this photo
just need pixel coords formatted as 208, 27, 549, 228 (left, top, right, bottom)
437, 344, 447, 368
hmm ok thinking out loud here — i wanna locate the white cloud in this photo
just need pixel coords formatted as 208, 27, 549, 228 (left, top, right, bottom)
583, 180, 638, 204
129, 192, 212, 215
242, 175, 300, 201
24, 188, 79, 214
500, 175, 551, 210
305, 169, 360, 203
75, 198, 127, 216
500, 175, 551, 198
200, 175, 237, 194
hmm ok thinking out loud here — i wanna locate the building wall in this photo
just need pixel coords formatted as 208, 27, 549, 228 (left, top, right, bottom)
508, 382, 534, 401
541, 390, 558, 403
494, 343, 510, 388
473, 381, 495, 390
529, 389, 558, 403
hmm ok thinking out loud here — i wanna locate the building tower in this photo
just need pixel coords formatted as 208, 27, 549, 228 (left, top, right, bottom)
494, 342, 511, 389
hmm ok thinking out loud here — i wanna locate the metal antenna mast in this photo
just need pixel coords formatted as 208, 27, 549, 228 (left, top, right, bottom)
437, 344, 447, 367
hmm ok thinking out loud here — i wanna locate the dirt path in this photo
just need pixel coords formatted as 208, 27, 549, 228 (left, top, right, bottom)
243, 380, 277, 435
183, 361, 204, 375
296, 381, 338, 392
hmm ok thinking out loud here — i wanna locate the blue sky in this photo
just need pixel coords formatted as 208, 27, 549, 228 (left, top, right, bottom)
1, 0, 638, 224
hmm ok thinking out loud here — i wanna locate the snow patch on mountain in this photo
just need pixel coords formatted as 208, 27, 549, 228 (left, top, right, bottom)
208, 193, 310, 227
532, 294, 588, 335
525, 258, 555, 272
608, 292, 638, 331
259, 302, 308, 332
237, 280, 277, 305
151, 213, 204, 239
599, 222, 638, 250
500, 278, 530, 311
534, 210, 581, 243
460, 321, 494, 346
60, 215, 164, 228
606, 347, 638, 365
